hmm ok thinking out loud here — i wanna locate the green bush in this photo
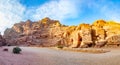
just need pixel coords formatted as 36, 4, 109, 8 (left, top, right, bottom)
13, 47, 22, 54
57, 45, 64, 49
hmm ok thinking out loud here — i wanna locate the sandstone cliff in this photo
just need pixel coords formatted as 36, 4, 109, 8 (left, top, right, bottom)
3, 18, 120, 47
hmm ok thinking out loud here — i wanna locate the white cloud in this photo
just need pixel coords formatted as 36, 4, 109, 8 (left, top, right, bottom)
0, 0, 25, 34
0, 0, 79, 34
31, 0, 78, 22
1, 0, 120, 35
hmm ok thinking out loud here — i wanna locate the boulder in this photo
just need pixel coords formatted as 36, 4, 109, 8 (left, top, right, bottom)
95, 40, 106, 47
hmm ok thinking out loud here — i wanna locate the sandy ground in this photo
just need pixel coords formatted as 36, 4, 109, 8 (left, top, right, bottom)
0, 46, 120, 65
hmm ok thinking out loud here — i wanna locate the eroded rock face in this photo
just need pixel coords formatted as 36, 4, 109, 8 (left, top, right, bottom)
3, 17, 65, 46
80, 29, 93, 48
92, 27, 106, 47
106, 35, 120, 45
3, 18, 120, 47
70, 31, 81, 48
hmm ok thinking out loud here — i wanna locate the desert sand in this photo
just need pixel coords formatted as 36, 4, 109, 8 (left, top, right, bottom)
0, 46, 120, 65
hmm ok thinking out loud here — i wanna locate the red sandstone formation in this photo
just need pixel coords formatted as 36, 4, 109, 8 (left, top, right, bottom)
3, 18, 120, 47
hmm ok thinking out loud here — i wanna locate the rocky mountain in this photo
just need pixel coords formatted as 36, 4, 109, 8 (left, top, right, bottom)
3, 17, 120, 47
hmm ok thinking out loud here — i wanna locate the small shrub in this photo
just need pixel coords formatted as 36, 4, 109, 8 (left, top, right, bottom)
57, 45, 64, 49
13, 47, 22, 54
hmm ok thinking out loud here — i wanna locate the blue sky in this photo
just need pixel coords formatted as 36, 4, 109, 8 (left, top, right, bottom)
0, 0, 120, 34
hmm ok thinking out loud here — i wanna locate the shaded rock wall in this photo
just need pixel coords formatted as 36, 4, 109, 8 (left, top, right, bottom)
0, 33, 6, 46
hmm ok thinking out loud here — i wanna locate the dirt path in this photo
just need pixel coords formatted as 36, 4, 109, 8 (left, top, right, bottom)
0, 47, 120, 65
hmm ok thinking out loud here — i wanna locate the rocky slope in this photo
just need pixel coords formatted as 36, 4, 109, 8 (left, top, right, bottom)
3, 17, 120, 47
